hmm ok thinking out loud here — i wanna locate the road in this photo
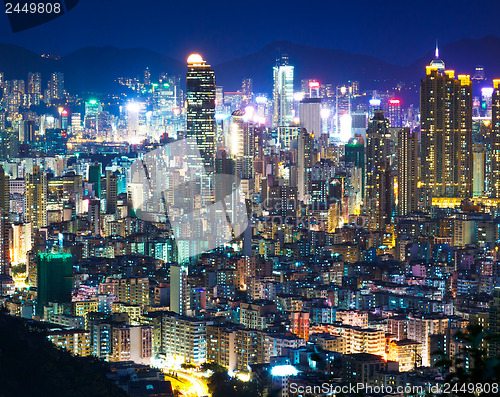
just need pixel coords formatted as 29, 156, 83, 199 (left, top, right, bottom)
164, 369, 210, 397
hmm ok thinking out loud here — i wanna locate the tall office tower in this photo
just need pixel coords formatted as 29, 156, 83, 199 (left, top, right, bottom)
335, 85, 352, 140
489, 287, 500, 358
105, 170, 118, 214
388, 99, 403, 127
420, 52, 473, 199
0, 128, 19, 160
36, 252, 73, 313
491, 80, 500, 197
88, 199, 101, 236
307, 80, 320, 98
50, 72, 64, 101
0, 165, 10, 274
170, 264, 188, 315
84, 99, 102, 130
144, 67, 151, 85
0, 165, 9, 216
88, 163, 102, 198
299, 98, 322, 139
397, 128, 418, 216
186, 54, 216, 170
365, 110, 393, 230
241, 78, 253, 106
298, 129, 314, 202
272, 55, 294, 128
27, 72, 41, 106
25, 166, 47, 233
229, 110, 255, 180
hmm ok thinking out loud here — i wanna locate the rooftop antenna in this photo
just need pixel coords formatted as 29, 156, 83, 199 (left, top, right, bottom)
435, 39, 439, 59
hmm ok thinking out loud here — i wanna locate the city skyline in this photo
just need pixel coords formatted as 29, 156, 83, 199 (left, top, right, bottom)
1, 3, 500, 396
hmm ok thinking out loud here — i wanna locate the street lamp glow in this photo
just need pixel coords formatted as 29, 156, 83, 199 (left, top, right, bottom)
127, 102, 141, 113
320, 108, 331, 119
271, 365, 298, 377
294, 92, 305, 101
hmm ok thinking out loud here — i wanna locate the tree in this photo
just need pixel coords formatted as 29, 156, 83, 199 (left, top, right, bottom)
433, 324, 500, 397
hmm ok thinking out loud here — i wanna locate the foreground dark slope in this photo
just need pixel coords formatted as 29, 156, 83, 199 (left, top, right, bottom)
0, 311, 127, 397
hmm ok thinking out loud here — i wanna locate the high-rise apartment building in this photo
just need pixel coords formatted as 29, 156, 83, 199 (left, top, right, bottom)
298, 129, 314, 202
25, 166, 47, 233
27, 72, 41, 106
105, 170, 118, 214
365, 110, 393, 230
50, 72, 64, 101
420, 52, 473, 199
0, 165, 10, 274
397, 127, 419, 216
491, 80, 500, 197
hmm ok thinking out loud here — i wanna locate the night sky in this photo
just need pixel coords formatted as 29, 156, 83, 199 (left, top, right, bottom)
0, 0, 499, 65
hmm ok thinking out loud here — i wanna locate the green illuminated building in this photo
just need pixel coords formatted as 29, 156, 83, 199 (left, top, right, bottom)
88, 163, 102, 198
36, 253, 73, 313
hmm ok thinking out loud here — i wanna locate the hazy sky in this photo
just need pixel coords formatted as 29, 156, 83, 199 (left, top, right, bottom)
0, 0, 499, 65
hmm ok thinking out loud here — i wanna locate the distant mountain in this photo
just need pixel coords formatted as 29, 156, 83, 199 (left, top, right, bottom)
0, 43, 56, 76
60, 46, 184, 94
408, 35, 500, 81
213, 40, 405, 92
215, 36, 500, 93
0, 36, 500, 97
0, 44, 184, 94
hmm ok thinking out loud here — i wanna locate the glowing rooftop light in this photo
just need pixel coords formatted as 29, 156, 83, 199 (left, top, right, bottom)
369, 99, 381, 107
187, 53, 204, 64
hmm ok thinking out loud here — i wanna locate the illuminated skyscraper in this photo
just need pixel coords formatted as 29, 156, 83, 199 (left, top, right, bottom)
420, 51, 473, 199
186, 54, 216, 170
397, 127, 418, 216
298, 128, 314, 202
88, 163, 102, 199
0, 165, 10, 274
105, 170, 118, 214
25, 166, 47, 233
27, 72, 41, 106
388, 99, 403, 128
229, 110, 255, 180
170, 264, 188, 315
50, 72, 65, 101
299, 98, 322, 139
491, 80, 500, 197
365, 110, 393, 230
241, 78, 253, 106
335, 85, 352, 140
272, 55, 294, 128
